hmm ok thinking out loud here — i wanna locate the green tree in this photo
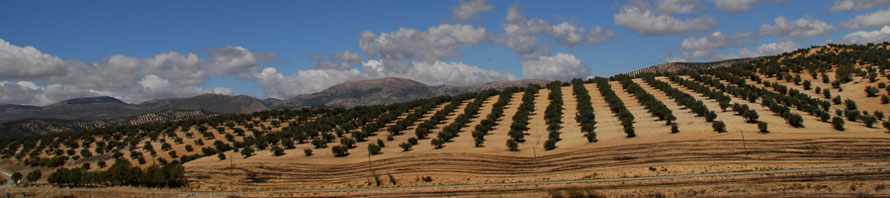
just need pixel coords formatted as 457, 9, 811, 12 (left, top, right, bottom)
758, 121, 768, 133
368, 143, 381, 155
240, 147, 255, 158
331, 145, 349, 157
671, 123, 679, 133
271, 145, 285, 156
866, 86, 880, 97
399, 142, 413, 152
26, 170, 41, 182
506, 139, 519, 152
832, 117, 845, 131
431, 138, 444, 149
712, 121, 726, 133
11, 172, 22, 184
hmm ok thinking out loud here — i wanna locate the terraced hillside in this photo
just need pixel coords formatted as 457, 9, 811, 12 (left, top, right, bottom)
2, 43, 890, 197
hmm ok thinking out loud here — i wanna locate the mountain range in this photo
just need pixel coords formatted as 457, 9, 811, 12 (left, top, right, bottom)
0, 77, 551, 136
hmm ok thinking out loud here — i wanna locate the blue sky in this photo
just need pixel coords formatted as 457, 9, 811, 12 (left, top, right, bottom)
1, 0, 890, 105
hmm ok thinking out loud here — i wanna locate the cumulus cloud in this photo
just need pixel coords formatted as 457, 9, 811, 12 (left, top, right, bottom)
452, 0, 494, 22
0, 38, 272, 105
681, 31, 752, 51
656, 0, 701, 14
710, 0, 761, 13
311, 50, 362, 70
521, 53, 590, 81
359, 24, 491, 62
674, 31, 751, 60
839, 8, 890, 29
838, 25, 890, 44
830, 0, 890, 12
502, 4, 613, 54
253, 67, 366, 99
758, 16, 834, 39
614, 2, 719, 35
719, 40, 801, 59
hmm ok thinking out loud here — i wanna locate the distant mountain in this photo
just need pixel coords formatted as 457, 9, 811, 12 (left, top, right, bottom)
0, 94, 266, 124
626, 57, 759, 76
268, 77, 551, 108
0, 77, 549, 136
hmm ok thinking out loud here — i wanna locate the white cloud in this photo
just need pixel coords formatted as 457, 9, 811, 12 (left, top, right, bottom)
253, 67, 366, 99
614, 3, 719, 35
521, 53, 590, 81
718, 40, 801, 59
0, 38, 271, 105
502, 4, 613, 54
681, 31, 752, 51
452, 0, 494, 22
840, 8, 890, 29
758, 16, 834, 39
838, 26, 890, 44
830, 0, 890, 12
359, 24, 491, 62
391, 61, 518, 86
0, 39, 65, 79
710, 0, 761, 13
312, 50, 362, 70
656, 0, 701, 14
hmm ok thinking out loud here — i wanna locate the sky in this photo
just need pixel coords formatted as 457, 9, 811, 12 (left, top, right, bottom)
2, 0, 890, 106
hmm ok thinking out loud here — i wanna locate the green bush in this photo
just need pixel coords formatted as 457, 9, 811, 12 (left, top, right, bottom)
506, 139, 519, 152
304, 148, 312, 156
399, 142, 412, 151
671, 123, 679, 133
332, 145, 349, 157
368, 143, 381, 155
712, 121, 726, 133
832, 117, 845, 131
757, 121, 768, 133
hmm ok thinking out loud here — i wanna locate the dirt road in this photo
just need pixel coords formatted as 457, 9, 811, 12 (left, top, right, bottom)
2, 165, 887, 196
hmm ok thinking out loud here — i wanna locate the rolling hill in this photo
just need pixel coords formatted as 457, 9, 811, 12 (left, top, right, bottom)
2, 43, 890, 197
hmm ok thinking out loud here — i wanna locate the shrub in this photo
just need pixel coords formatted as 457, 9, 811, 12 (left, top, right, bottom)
884, 121, 890, 132
788, 114, 804, 128
332, 145, 349, 157
544, 139, 557, 151
846, 110, 860, 121
671, 123, 679, 133
399, 142, 412, 151
757, 121, 768, 133
431, 138, 444, 149
712, 121, 726, 133
883, 96, 889, 104
368, 143, 381, 155
240, 147, 254, 158
845, 99, 858, 110
377, 139, 385, 148
407, 137, 418, 145
584, 132, 597, 142
26, 170, 41, 182
506, 139, 519, 152
271, 146, 285, 156
862, 115, 877, 128
217, 152, 226, 160
304, 148, 312, 156
743, 110, 759, 123
866, 86, 880, 97
803, 80, 811, 90
11, 172, 21, 183
832, 117, 845, 131
875, 111, 885, 121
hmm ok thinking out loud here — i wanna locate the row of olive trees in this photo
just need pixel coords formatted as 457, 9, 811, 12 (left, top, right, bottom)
571, 79, 597, 143
507, 84, 541, 151
543, 82, 564, 151
616, 75, 675, 125
594, 78, 636, 138
472, 87, 521, 147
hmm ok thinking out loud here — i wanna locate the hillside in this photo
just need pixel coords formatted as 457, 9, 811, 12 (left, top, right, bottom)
2, 43, 890, 197
626, 57, 759, 76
